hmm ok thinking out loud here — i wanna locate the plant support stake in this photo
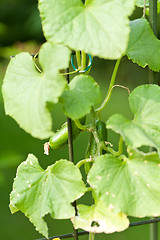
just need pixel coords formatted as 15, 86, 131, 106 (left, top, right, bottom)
149, 1, 158, 240
65, 68, 79, 240
36, 218, 160, 240
149, 0, 158, 84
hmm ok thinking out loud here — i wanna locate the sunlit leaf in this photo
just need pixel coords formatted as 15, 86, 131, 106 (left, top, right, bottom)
88, 150, 160, 217
10, 154, 86, 238
72, 201, 129, 233
2, 42, 71, 139
127, 18, 160, 71
107, 84, 160, 155
39, 0, 135, 59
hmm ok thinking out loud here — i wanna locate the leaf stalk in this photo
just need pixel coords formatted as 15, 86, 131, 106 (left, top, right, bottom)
96, 58, 122, 113
89, 233, 95, 240
76, 158, 94, 169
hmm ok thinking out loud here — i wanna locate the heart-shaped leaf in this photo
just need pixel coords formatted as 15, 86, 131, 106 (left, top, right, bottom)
72, 201, 129, 233
10, 154, 86, 238
88, 150, 160, 217
60, 75, 101, 119
2, 42, 71, 139
38, 0, 135, 59
107, 84, 160, 155
126, 18, 160, 71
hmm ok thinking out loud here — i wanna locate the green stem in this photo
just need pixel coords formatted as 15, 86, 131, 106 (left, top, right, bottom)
91, 107, 97, 125
96, 142, 104, 155
89, 233, 95, 240
61, 69, 79, 75
92, 128, 100, 144
33, 54, 43, 73
149, 0, 158, 84
143, 0, 146, 17
81, 51, 86, 71
149, 1, 158, 239
103, 136, 123, 157
76, 51, 81, 70
149, 0, 157, 36
150, 218, 158, 240
105, 146, 117, 155
117, 136, 123, 156
74, 119, 90, 131
96, 58, 121, 113
76, 158, 94, 169
65, 69, 78, 240
34, 62, 43, 73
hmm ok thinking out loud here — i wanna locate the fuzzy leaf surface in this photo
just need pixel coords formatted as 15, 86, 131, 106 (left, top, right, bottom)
127, 18, 160, 71
60, 75, 101, 119
2, 42, 71, 139
39, 0, 135, 59
9, 154, 86, 238
107, 84, 160, 155
88, 150, 160, 217
72, 201, 129, 233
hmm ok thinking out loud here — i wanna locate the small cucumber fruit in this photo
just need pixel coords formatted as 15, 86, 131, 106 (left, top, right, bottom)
96, 120, 107, 154
85, 132, 97, 174
85, 120, 107, 174
96, 120, 107, 142
49, 116, 86, 150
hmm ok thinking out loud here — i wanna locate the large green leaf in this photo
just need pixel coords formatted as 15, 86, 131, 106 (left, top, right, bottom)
60, 75, 101, 119
71, 201, 129, 233
38, 0, 135, 59
107, 84, 160, 155
88, 150, 160, 217
2, 42, 71, 139
9, 154, 86, 238
126, 18, 160, 71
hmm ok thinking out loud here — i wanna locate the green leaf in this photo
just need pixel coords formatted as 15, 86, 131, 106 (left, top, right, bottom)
38, 0, 135, 59
107, 84, 160, 155
2, 42, 71, 139
9, 154, 86, 238
60, 75, 101, 119
71, 201, 129, 233
126, 18, 160, 71
88, 151, 160, 217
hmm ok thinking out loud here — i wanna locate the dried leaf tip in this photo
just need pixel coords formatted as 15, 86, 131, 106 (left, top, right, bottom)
44, 142, 50, 155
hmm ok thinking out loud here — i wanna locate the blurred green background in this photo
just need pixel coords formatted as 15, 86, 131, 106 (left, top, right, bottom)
0, 1, 159, 239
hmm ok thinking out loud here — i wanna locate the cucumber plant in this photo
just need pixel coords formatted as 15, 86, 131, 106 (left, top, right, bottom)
2, 0, 160, 239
